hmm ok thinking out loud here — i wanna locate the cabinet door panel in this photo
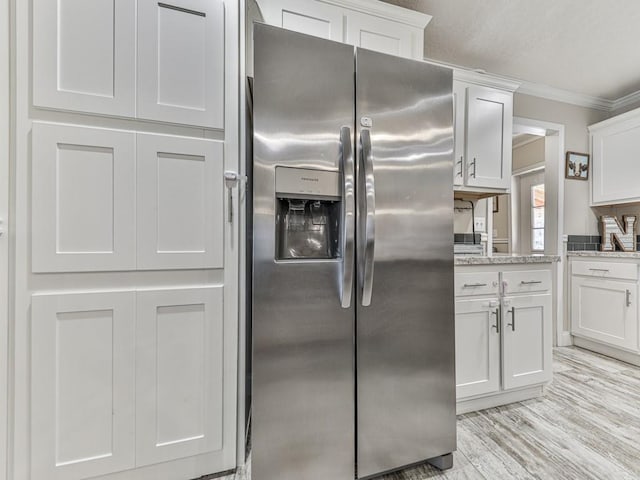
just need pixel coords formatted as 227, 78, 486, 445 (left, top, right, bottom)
33, 0, 135, 116
136, 287, 231, 469
137, 134, 224, 270
347, 12, 413, 58
453, 81, 467, 186
571, 277, 638, 350
455, 298, 501, 399
502, 294, 552, 390
138, 0, 224, 127
32, 123, 136, 272
592, 125, 640, 204
258, 0, 344, 41
31, 291, 136, 480
465, 86, 512, 190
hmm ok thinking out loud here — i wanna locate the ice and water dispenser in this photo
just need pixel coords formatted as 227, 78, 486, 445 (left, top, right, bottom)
275, 166, 341, 260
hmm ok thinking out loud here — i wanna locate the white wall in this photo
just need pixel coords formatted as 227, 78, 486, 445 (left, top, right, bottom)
514, 94, 608, 236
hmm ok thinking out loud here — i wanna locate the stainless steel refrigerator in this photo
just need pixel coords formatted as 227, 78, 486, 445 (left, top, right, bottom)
251, 24, 456, 480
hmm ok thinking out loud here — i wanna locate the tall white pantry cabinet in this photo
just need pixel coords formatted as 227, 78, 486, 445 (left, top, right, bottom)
13, 1, 240, 479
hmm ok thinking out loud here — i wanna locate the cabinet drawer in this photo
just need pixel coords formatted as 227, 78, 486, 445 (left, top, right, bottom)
572, 260, 638, 281
455, 272, 500, 297
502, 270, 551, 295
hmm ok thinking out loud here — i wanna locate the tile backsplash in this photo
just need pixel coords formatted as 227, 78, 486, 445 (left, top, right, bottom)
454, 233, 482, 244
567, 235, 640, 251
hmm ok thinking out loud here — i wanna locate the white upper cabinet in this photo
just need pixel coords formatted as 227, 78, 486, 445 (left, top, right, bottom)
33, 0, 225, 128
589, 108, 640, 205
32, 123, 136, 273
258, 0, 344, 41
453, 74, 517, 195
256, 0, 431, 60
33, 0, 136, 117
137, 0, 225, 128
345, 11, 415, 58
137, 134, 224, 270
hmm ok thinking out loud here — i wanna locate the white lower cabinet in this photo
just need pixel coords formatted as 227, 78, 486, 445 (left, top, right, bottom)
454, 298, 500, 399
31, 291, 136, 480
570, 261, 639, 351
502, 293, 553, 390
136, 287, 228, 468
455, 266, 553, 411
31, 287, 234, 479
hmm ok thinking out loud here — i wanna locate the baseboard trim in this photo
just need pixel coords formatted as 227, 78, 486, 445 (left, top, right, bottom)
456, 385, 545, 415
573, 336, 640, 367
558, 331, 573, 347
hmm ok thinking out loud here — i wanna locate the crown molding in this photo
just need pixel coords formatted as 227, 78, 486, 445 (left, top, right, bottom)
611, 90, 640, 113
424, 58, 520, 92
319, 0, 432, 28
516, 80, 613, 112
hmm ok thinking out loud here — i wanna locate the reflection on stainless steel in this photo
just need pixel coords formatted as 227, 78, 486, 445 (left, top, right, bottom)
252, 24, 355, 480
355, 47, 455, 479
252, 24, 455, 480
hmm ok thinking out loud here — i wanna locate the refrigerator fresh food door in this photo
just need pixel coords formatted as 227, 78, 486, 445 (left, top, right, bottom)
252, 24, 356, 480
355, 48, 457, 478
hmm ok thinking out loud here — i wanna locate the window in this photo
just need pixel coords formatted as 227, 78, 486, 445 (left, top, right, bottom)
531, 183, 545, 251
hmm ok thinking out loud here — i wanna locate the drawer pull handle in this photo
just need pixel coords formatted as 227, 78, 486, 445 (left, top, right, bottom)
463, 283, 487, 288
588, 268, 609, 273
491, 308, 500, 334
627, 289, 632, 307
520, 280, 542, 285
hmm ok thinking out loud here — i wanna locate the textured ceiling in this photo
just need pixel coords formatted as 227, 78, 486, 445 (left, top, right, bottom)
381, 0, 640, 100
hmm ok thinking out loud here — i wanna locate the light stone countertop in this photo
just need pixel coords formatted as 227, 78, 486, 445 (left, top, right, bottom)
567, 251, 640, 259
455, 254, 561, 265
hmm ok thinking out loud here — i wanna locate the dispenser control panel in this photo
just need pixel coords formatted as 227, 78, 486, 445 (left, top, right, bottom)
276, 166, 340, 199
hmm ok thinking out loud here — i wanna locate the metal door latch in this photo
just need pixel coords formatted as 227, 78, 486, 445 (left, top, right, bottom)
224, 171, 247, 223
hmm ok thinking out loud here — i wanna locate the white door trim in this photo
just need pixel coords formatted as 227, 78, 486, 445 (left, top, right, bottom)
0, 0, 10, 476
512, 116, 568, 347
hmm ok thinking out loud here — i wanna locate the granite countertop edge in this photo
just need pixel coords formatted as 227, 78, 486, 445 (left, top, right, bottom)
455, 255, 561, 265
567, 251, 640, 259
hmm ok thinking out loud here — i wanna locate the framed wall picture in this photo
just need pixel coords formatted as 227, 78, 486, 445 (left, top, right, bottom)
565, 151, 589, 180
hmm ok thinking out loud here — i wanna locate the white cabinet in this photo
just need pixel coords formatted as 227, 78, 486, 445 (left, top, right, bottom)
31, 291, 136, 480
32, 287, 236, 479
259, 0, 344, 41
455, 298, 501, 399
136, 287, 233, 470
502, 293, 553, 390
571, 274, 638, 351
454, 80, 513, 193
33, 0, 225, 128
137, 0, 225, 128
256, 0, 430, 60
32, 123, 136, 273
345, 10, 414, 58
589, 108, 640, 205
33, 0, 136, 117
454, 266, 553, 411
137, 134, 224, 270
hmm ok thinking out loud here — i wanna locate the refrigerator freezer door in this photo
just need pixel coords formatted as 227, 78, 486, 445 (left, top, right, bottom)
355, 49, 456, 478
252, 25, 356, 480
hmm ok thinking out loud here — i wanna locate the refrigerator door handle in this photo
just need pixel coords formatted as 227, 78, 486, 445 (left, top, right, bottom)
360, 128, 376, 306
340, 126, 355, 308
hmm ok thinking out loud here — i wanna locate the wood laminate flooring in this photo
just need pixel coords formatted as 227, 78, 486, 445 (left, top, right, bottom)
221, 346, 640, 480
